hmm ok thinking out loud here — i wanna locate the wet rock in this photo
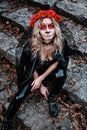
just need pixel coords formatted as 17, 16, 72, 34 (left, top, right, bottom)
0, 0, 10, 14
0, 32, 18, 63
55, 0, 87, 25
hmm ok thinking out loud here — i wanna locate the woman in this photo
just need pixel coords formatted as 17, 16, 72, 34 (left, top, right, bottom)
0, 10, 84, 130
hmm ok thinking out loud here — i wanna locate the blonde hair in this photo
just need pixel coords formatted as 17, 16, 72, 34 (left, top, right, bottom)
31, 18, 63, 59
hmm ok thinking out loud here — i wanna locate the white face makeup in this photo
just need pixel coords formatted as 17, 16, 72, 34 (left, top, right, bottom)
39, 18, 55, 44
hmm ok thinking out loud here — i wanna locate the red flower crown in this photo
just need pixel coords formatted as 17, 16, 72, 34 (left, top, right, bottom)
30, 10, 62, 28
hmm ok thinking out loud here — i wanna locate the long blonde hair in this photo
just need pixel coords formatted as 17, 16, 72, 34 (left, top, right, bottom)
31, 18, 63, 59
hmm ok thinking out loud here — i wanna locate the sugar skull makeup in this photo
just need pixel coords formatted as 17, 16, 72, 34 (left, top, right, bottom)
39, 18, 55, 44
40, 23, 55, 30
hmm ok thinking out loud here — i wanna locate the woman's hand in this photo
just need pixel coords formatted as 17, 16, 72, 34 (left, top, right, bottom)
40, 84, 49, 100
31, 76, 43, 92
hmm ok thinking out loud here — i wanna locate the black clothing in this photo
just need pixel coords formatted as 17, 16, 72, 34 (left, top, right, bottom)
5, 37, 84, 120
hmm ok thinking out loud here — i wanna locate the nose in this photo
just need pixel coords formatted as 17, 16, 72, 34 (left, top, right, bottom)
45, 26, 50, 34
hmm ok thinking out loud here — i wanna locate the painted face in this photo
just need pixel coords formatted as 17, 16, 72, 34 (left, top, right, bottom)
39, 18, 55, 44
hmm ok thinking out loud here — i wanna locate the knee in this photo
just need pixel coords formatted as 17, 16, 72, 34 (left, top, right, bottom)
55, 69, 67, 79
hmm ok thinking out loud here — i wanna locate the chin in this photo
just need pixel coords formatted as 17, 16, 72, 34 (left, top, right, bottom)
43, 39, 52, 44
43, 37, 54, 43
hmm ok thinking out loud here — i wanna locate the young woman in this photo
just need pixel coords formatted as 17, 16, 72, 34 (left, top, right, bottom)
0, 10, 85, 130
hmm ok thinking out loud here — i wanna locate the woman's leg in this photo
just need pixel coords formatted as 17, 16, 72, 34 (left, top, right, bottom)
6, 78, 33, 120
50, 76, 66, 95
48, 75, 66, 117
0, 77, 33, 130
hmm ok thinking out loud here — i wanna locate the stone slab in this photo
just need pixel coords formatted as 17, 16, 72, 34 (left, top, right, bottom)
0, 32, 18, 63
55, 0, 87, 25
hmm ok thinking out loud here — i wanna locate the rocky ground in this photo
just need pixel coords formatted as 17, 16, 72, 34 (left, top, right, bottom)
0, 0, 87, 130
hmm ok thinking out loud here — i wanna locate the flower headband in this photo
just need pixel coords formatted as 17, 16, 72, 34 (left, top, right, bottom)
30, 10, 62, 28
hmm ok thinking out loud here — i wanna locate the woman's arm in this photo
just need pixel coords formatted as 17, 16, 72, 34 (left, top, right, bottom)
32, 71, 49, 99
31, 61, 59, 91
40, 61, 59, 81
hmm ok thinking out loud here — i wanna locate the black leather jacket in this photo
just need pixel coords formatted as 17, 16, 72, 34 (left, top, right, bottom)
16, 36, 84, 88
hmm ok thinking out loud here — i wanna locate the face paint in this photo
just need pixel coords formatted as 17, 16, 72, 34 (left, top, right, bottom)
39, 18, 55, 44
40, 23, 55, 30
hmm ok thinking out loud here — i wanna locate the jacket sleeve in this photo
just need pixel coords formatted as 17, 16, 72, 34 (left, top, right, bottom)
54, 53, 67, 69
16, 42, 31, 87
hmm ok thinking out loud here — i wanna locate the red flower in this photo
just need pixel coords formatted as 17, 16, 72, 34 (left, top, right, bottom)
47, 10, 56, 18
55, 15, 62, 22
39, 10, 46, 18
30, 10, 62, 28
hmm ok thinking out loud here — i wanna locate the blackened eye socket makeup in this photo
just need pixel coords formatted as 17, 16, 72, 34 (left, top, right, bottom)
40, 23, 55, 30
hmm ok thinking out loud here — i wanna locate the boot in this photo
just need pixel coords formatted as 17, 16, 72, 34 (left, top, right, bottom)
0, 119, 11, 130
48, 95, 59, 117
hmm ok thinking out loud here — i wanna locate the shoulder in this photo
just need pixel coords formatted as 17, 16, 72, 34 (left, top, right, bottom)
16, 40, 31, 66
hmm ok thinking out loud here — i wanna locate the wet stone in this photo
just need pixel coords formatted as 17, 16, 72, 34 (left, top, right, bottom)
55, 0, 87, 25
0, 32, 18, 63
0, 0, 10, 14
